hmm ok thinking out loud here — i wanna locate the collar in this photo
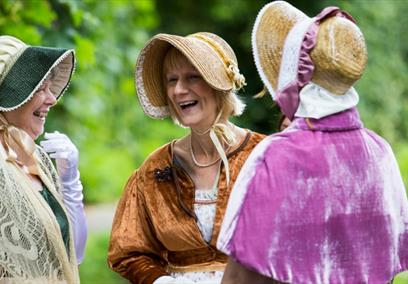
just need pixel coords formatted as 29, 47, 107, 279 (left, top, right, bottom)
290, 107, 363, 132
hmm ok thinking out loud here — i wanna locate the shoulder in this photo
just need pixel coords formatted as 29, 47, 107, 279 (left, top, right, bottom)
124, 142, 173, 192
247, 131, 266, 146
227, 130, 266, 174
235, 130, 266, 155
139, 142, 173, 173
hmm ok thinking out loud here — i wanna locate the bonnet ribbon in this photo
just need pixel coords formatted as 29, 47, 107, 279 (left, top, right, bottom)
192, 110, 236, 186
0, 113, 41, 176
190, 33, 246, 90
275, 7, 355, 120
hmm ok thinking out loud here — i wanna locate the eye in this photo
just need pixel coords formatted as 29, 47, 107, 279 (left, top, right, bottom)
166, 76, 177, 84
189, 74, 201, 81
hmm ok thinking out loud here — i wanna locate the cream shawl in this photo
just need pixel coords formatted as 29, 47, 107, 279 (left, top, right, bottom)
0, 127, 79, 283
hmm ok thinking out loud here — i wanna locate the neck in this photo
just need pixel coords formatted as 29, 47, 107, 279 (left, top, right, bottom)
190, 131, 217, 158
190, 117, 230, 154
189, 119, 235, 169
191, 110, 223, 135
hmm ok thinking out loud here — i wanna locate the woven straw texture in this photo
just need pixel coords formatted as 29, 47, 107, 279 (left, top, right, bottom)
135, 32, 240, 119
254, 1, 367, 95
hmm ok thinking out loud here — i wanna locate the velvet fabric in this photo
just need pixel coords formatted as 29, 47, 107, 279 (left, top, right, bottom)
108, 131, 265, 284
218, 108, 408, 284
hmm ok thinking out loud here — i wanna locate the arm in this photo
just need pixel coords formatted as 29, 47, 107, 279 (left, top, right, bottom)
108, 171, 169, 284
222, 258, 281, 284
40, 132, 87, 264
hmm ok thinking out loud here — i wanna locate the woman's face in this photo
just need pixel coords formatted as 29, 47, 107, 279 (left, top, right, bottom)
165, 56, 218, 131
3, 80, 56, 140
280, 116, 291, 131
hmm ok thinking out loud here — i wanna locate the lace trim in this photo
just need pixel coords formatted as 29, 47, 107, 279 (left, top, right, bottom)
0, 145, 79, 282
135, 40, 170, 119
170, 270, 223, 283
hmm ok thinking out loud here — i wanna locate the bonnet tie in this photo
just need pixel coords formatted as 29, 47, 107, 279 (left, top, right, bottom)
0, 113, 40, 176
192, 110, 236, 186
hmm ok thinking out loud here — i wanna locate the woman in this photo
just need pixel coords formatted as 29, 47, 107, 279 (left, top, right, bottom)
218, 2, 408, 284
108, 32, 265, 284
0, 35, 87, 283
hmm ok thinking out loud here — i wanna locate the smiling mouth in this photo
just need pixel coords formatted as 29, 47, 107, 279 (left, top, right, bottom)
33, 110, 48, 120
179, 100, 198, 110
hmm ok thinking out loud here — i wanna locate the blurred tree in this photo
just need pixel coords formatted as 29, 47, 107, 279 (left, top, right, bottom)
0, 0, 187, 203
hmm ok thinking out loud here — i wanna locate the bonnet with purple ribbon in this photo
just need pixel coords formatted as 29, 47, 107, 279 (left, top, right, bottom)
253, 4, 364, 121
276, 7, 355, 120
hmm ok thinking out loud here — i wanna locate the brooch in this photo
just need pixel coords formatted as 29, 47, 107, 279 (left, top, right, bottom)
154, 166, 172, 182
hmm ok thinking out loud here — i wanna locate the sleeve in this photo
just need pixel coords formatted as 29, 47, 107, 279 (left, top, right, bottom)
108, 170, 169, 284
36, 146, 87, 264
59, 176, 87, 264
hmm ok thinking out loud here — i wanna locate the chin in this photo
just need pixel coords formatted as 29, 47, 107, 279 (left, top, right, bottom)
32, 129, 44, 140
181, 117, 202, 127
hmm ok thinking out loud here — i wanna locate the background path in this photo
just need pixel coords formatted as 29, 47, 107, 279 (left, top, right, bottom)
85, 202, 118, 233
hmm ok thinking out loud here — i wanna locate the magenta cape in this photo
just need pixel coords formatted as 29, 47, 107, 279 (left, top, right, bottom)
218, 108, 408, 284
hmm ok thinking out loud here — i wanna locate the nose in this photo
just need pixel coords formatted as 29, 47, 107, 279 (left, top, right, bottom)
44, 87, 57, 106
174, 79, 188, 95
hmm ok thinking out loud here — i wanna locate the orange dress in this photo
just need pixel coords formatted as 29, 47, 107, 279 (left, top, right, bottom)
108, 131, 265, 284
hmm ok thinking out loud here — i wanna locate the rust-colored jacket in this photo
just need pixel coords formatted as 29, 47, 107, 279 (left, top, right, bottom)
108, 131, 265, 284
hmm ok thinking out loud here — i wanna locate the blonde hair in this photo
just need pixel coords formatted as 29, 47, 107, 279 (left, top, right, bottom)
162, 47, 246, 126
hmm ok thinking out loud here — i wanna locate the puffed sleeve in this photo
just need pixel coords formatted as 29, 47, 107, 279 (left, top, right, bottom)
108, 170, 169, 284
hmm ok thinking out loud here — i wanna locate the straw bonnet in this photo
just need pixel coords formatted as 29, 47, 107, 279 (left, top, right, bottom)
135, 32, 246, 119
0, 35, 75, 111
252, 1, 367, 119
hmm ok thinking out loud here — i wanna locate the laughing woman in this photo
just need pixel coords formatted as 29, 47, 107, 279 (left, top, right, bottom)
0, 35, 86, 283
108, 33, 265, 284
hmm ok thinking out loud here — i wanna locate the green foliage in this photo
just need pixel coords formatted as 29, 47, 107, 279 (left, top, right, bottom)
79, 232, 127, 284
0, 0, 187, 203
